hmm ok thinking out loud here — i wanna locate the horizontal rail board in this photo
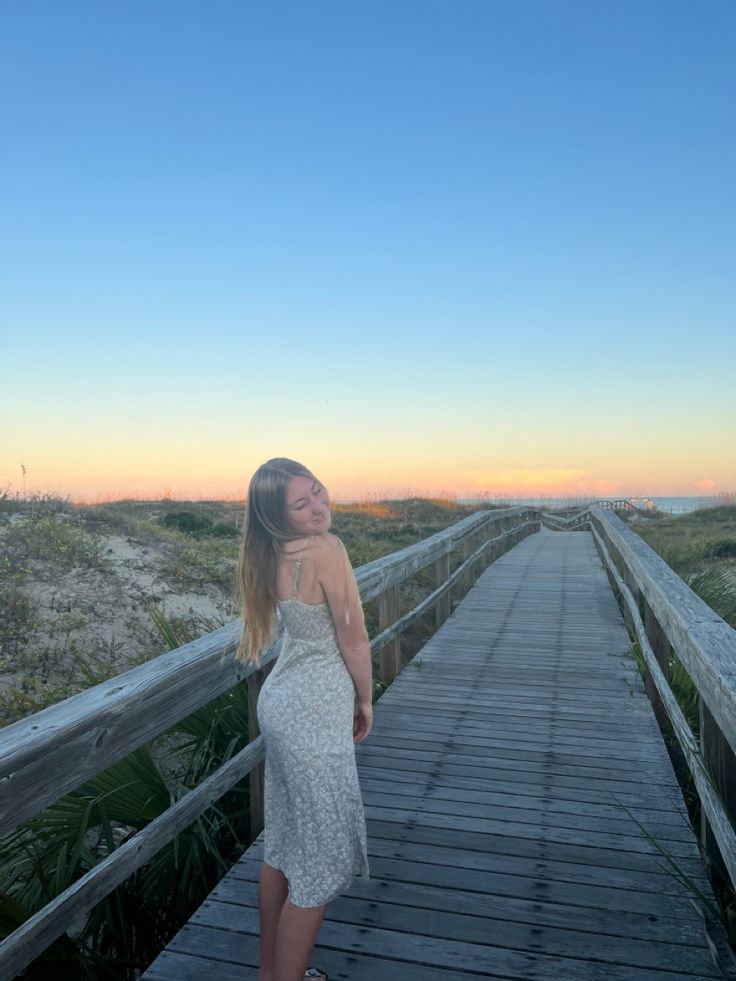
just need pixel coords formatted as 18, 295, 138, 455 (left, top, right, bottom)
590, 507, 736, 755
0, 508, 541, 979
591, 524, 736, 886
356, 507, 537, 600
142, 529, 732, 981
0, 508, 531, 837
369, 519, 538, 654
0, 738, 265, 981
0, 622, 269, 839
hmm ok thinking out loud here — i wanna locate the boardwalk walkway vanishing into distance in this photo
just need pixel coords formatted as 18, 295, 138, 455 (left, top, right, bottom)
142, 527, 734, 981
4, 506, 736, 980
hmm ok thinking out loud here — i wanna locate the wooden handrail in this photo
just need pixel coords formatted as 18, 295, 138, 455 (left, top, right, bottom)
591, 522, 736, 888
368, 518, 539, 657
0, 506, 538, 979
1, 507, 532, 838
589, 507, 736, 754
588, 506, 736, 902
540, 510, 590, 531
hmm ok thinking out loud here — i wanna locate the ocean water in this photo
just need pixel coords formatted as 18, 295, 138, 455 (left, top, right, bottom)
648, 497, 722, 514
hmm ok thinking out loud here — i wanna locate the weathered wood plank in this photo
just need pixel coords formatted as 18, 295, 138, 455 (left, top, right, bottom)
356, 507, 539, 600
0, 507, 531, 840
157, 905, 720, 980
143, 942, 501, 981
143, 529, 732, 981
196, 886, 718, 975
592, 522, 736, 890
222, 859, 706, 938
0, 619, 262, 839
590, 508, 736, 755
356, 776, 693, 829
0, 508, 542, 979
0, 738, 265, 981
237, 836, 711, 917
360, 820, 712, 897
369, 519, 539, 659
377, 583, 400, 683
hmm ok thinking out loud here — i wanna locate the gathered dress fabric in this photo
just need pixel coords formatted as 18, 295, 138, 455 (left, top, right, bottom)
256, 538, 370, 908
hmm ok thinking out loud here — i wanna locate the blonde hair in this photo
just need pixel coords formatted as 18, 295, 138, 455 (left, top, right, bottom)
236, 457, 317, 666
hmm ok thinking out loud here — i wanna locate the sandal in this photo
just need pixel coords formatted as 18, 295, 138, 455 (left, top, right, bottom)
304, 970, 329, 980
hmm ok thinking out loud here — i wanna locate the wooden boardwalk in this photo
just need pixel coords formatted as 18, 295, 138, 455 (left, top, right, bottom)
143, 529, 725, 980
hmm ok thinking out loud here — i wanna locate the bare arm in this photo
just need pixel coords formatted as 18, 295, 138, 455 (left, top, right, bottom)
318, 535, 373, 705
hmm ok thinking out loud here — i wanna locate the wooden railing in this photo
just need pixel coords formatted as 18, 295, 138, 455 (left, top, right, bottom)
539, 508, 591, 532
0, 506, 538, 979
588, 506, 736, 898
593, 498, 638, 510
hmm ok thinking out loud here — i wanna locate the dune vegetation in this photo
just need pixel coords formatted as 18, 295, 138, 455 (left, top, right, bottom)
0, 487, 489, 726
621, 504, 736, 629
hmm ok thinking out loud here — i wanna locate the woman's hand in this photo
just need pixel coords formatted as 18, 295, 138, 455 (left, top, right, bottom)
353, 699, 373, 743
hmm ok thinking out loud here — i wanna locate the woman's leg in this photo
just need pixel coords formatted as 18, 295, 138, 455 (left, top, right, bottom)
272, 898, 328, 981
258, 862, 288, 980
259, 863, 328, 981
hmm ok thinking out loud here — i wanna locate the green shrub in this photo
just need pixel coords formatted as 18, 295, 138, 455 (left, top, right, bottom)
161, 511, 213, 537
210, 521, 238, 538
157, 535, 236, 590
3, 514, 106, 569
709, 539, 736, 559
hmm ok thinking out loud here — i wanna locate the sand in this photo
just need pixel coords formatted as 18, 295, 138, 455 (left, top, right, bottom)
0, 511, 241, 723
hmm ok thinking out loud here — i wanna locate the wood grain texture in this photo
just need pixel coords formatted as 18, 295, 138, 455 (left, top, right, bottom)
590, 508, 736, 756
591, 521, 736, 903
143, 529, 731, 981
0, 508, 537, 978
0, 508, 534, 840
0, 737, 265, 981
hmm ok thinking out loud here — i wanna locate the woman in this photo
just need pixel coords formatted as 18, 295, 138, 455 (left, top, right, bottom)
237, 457, 373, 981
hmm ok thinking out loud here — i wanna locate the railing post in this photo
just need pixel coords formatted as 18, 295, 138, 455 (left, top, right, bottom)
434, 552, 451, 627
378, 586, 400, 684
643, 603, 671, 734
473, 528, 484, 580
700, 701, 736, 896
462, 537, 474, 591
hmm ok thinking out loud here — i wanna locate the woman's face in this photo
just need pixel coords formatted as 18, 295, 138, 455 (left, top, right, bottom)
284, 474, 332, 536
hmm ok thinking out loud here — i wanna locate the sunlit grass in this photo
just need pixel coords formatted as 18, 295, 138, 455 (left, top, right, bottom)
622, 504, 736, 628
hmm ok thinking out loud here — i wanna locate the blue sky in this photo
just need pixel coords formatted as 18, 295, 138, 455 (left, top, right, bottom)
2, 1, 735, 500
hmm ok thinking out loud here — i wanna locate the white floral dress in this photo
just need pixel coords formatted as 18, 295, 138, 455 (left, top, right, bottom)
256, 539, 370, 907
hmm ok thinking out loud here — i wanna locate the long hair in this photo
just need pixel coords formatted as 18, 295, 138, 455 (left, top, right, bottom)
236, 457, 317, 666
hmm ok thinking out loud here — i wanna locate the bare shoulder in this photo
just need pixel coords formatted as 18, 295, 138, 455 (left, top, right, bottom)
311, 532, 344, 557
310, 532, 347, 572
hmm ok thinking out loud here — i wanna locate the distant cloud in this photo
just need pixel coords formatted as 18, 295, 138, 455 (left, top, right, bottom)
591, 479, 619, 496
695, 478, 716, 493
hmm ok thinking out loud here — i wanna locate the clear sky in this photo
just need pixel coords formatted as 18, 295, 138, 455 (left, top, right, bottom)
2, 1, 735, 502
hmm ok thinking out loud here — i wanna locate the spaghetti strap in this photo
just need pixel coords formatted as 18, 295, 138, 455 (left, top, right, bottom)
292, 536, 311, 598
